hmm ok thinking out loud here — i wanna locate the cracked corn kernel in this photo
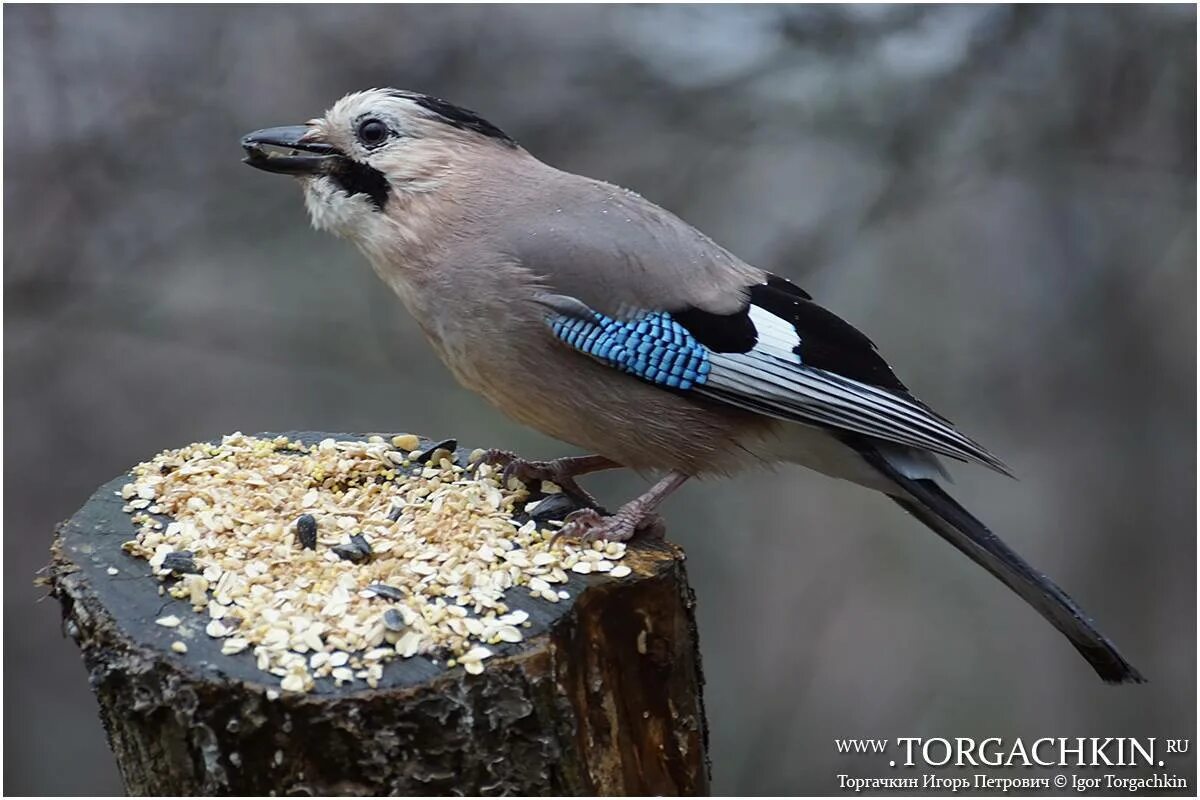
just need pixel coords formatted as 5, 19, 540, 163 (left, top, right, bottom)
118, 432, 635, 692
391, 434, 420, 451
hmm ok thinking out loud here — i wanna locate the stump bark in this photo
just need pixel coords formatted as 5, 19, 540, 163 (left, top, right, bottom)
46, 432, 710, 795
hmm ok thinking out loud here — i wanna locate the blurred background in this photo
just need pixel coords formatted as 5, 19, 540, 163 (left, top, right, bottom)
5, 5, 1195, 795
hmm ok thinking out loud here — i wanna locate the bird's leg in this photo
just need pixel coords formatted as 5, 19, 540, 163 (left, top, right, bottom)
554, 471, 691, 543
479, 451, 621, 508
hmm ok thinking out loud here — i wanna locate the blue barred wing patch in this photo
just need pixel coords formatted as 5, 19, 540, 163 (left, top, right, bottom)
550, 310, 711, 390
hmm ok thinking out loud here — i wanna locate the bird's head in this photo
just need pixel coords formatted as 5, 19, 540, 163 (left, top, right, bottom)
242, 88, 516, 240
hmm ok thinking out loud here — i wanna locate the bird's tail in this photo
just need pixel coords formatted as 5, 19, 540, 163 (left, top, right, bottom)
864, 449, 1145, 684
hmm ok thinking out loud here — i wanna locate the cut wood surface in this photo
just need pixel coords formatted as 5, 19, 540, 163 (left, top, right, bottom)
47, 432, 710, 795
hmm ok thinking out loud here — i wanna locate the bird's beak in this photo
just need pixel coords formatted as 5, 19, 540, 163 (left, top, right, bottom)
241, 126, 340, 176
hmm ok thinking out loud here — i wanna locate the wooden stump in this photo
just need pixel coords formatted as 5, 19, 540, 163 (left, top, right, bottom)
45, 433, 709, 796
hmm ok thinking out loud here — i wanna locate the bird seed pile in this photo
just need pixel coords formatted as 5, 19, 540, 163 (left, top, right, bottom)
118, 432, 631, 694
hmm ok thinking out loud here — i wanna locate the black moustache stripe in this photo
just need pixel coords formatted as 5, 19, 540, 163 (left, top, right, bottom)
329, 158, 390, 210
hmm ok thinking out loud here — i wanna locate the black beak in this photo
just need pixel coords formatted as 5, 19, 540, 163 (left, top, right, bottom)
241, 126, 340, 175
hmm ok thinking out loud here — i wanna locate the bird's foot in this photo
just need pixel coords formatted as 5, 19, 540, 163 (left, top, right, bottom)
552, 506, 666, 544
478, 450, 606, 508
550, 470, 689, 545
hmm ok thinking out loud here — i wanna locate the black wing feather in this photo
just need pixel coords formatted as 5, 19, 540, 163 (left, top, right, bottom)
748, 276, 910, 395
670, 273, 909, 396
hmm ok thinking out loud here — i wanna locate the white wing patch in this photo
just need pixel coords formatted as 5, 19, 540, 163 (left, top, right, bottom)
747, 305, 802, 359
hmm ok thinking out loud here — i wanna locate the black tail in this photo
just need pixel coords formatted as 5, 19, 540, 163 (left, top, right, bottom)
863, 450, 1145, 684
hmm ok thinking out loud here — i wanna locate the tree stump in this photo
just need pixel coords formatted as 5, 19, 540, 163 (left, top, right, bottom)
46, 433, 710, 795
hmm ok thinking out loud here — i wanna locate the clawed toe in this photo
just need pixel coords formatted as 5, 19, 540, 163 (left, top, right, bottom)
501, 460, 534, 486
478, 450, 544, 487
479, 448, 518, 473
478, 455, 680, 544
480, 453, 603, 510
552, 507, 644, 545
550, 508, 605, 545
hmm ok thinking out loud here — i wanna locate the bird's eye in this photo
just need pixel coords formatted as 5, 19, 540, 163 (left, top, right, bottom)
356, 118, 389, 147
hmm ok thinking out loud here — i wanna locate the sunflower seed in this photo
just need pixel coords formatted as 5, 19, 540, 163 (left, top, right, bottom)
332, 534, 372, 563
161, 551, 199, 574
295, 514, 317, 550
365, 583, 405, 601
528, 493, 582, 524
382, 608, 406, 632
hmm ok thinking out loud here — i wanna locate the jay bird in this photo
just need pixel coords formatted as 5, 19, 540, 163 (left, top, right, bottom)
242, 89, 1143, 684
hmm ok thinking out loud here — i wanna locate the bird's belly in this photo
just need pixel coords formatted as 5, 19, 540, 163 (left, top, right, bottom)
421, 318, 893, 487
437, 330, 772, 475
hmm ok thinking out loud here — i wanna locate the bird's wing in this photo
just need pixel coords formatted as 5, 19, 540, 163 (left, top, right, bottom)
507, 175, 1007, 473
532, 271, 1009, 475
506, 176, 765, 317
